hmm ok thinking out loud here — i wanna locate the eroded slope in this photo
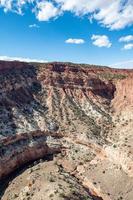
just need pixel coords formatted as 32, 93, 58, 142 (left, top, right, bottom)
0, 61, 133, 200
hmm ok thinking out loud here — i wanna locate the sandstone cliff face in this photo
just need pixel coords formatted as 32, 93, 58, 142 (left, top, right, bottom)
0, 61, 133, 200
112, 76, 133, 112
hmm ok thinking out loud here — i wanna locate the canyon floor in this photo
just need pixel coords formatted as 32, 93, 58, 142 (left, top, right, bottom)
0, 61, 133, 200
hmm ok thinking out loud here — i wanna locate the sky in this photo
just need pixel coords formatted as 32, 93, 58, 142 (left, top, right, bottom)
0, 0, 133, 68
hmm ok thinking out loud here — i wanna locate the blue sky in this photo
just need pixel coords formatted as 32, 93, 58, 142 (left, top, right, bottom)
0, 0, 133, 68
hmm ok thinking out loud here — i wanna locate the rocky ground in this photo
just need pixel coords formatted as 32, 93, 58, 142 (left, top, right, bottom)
0, 61, 133, 200
0, 157, 94, 200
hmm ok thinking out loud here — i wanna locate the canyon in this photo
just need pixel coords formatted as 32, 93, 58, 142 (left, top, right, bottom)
0, 61, 133, 200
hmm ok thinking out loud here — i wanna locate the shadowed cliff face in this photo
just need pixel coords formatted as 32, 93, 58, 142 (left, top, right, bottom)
0, 62, 61, 179
0, 61, 133, 200
0, 64, 43, 137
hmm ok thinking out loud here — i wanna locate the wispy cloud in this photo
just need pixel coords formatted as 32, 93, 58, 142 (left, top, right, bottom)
119, 35, 133, 42
0, 56, 48, 63
110, 60, 133, 69
123, 43, 133, 50
65, 38, 85, 44
29, 24, 40, 28
91, 35, 112, 48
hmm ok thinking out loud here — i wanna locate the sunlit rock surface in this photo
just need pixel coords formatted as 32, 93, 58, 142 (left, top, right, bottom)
0, 61, 133, 200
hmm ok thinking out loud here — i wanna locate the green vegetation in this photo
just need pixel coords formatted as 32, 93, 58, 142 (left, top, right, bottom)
82, 196, 92, 200
99, 73, 127, 80
113, 144, 117, 148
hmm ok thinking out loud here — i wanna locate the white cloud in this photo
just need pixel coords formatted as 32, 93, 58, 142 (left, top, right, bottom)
55, 0, 111, 15
91, 35, 112, 48
0, 0, 12, 12
35, 1, 60, 21
65, 38, 85, 44
94, 0, 133, 30
29, 24, 39, 28
119, 35, 133, 42
0, 56, 48, 63
110, 60, 133, 69
0, 0, 29, 14
123, 43, 133, 50
0, 1, 133, 30
55, 0, 133, 30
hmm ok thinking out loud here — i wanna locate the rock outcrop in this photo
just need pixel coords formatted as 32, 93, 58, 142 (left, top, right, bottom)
0, 61, 133, 200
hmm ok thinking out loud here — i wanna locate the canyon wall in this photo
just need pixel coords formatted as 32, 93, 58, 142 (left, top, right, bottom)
0, 61, 133, 200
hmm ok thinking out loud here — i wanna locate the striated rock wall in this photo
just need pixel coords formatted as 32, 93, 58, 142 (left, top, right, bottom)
0, 60, 132, 183
0, 131, 61, 180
